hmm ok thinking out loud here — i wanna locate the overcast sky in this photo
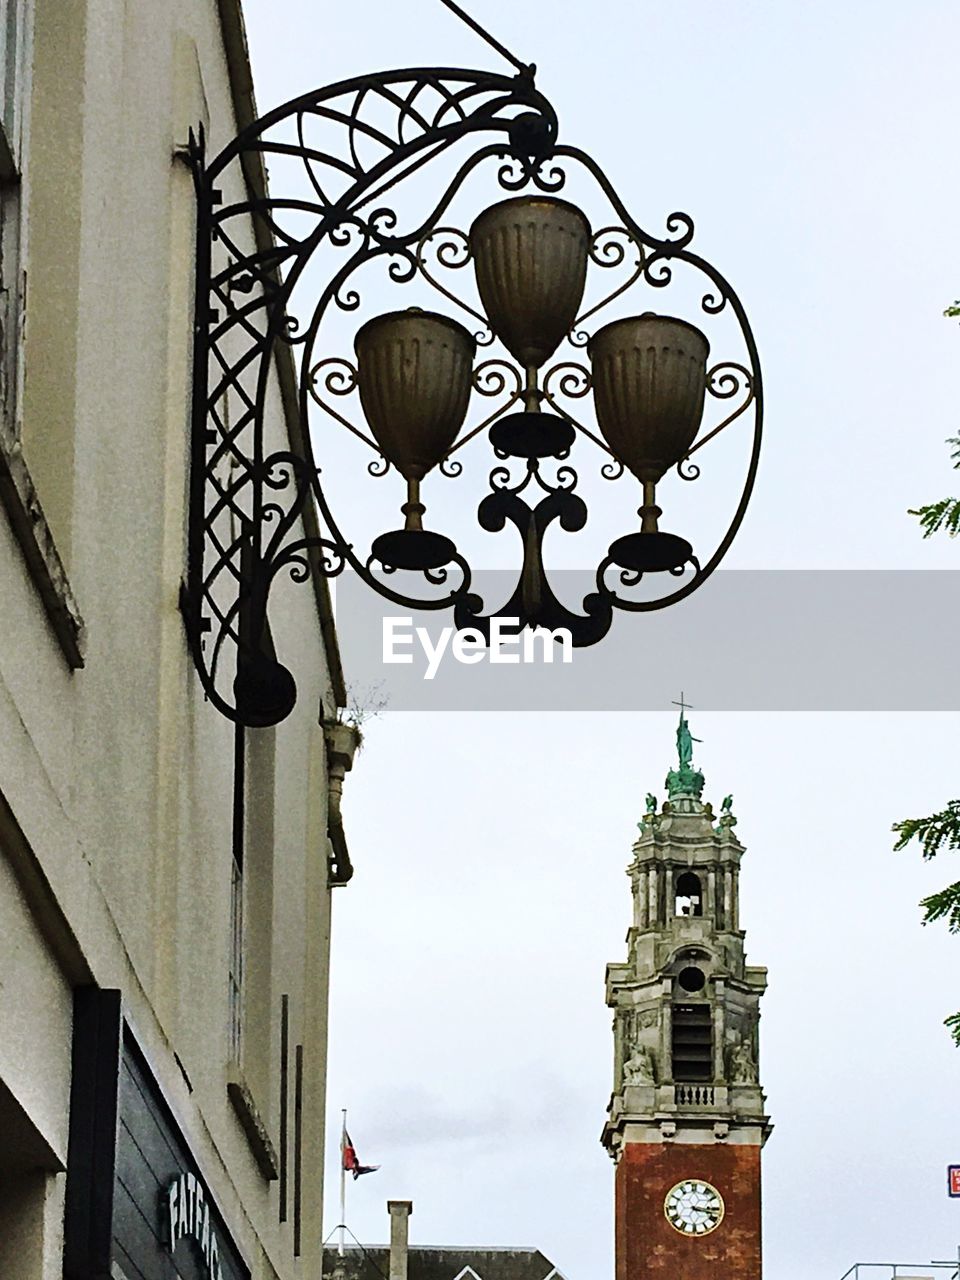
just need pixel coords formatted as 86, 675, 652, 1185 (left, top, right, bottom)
240, 4, 960, 1277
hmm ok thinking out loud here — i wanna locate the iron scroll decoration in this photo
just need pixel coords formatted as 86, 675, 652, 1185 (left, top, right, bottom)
183, 66, 763, 727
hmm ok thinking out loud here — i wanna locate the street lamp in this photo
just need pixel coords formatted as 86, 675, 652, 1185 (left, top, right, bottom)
183, 47, 762, 726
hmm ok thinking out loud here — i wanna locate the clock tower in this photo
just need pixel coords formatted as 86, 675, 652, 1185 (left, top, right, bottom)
601, 710, 772, 1279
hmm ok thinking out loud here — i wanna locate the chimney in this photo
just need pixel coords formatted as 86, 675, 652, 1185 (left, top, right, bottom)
387, 1200, 413, 1280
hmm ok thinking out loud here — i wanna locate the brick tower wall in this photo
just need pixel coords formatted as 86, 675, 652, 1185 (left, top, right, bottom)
615, 1142, 762, 1280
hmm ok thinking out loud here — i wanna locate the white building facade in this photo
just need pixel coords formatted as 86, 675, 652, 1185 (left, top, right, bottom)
0, 2, 352, 1278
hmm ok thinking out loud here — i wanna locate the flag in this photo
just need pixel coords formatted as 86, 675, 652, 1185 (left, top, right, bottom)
341, 1129, 380, 1180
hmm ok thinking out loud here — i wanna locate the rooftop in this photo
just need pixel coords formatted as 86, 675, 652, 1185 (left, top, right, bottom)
321, 1245, 565, 1280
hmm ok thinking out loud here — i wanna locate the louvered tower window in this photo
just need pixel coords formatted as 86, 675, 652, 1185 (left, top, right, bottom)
672, 1004, 713, 1081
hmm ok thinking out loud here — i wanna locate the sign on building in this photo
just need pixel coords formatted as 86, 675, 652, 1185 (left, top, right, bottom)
947, 1166, 960, 1197
167, 1172, 224, 1278
63, 989, 250, 1280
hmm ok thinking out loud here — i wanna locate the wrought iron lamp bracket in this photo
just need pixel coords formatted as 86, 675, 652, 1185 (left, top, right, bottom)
184, 64, 762, 727
184, 67, 562, 725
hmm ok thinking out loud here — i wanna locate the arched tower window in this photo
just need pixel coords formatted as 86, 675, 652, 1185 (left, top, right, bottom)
675, 871, 703, 917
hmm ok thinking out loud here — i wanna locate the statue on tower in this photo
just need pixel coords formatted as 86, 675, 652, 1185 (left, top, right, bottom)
666, 695, 705, 800
677, 711, 700, 770
729, 1033, 758, 1084
717, 793, 738, 836
622, 1043, 656, 1087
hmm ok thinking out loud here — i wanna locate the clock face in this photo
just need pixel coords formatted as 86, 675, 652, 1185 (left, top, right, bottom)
663, 1179, 725, 1236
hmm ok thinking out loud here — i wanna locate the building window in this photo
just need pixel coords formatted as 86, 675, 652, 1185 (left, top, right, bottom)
672, 1003, 713, 1082
677, 965, 706, 993
0, 0, 85, 664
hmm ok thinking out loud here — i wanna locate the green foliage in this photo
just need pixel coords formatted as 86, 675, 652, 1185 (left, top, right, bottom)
908, 438, 960, 537
910, 497, 960, 537
892, 801, 960, 858
919, 881, 960, 932
893, 807, 960, 1045
896, 323, 960, 1042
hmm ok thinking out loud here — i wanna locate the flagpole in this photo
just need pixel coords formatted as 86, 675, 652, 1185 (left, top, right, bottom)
339, 1108, 347, 1258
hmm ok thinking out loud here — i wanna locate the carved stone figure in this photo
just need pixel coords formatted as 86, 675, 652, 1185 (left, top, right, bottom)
729, 1036, 757, 1084
623, 1044, 656, 1087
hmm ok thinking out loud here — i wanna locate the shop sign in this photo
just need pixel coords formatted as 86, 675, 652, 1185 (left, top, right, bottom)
166, 1171, 223, 1278
948, 1166, 960, 1197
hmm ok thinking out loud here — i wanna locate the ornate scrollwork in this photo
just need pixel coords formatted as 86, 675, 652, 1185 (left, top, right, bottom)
365, 549, 473, 602
490, 463, 519, 492
308, 357, 357, 400
547, 463, 578, 493
542, 361, 591, 402
702, 288, 727, 315
540, 361, 618, 458
708, 362, 752, 402
663, 211, 695, 247
591, 550, 702, 612
185, 61, 762, 726
641, 252, 674, 290
678, 362, 756, 470
415, 227, 493, 342
473, 358, 523, 399
498, 154, 566, 193
438, 360, 526, 462
570, 227, 645, 346
307, 358, 382, 454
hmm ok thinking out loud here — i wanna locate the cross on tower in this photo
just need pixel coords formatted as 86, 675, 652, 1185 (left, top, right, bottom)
671, 692, 694, 718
